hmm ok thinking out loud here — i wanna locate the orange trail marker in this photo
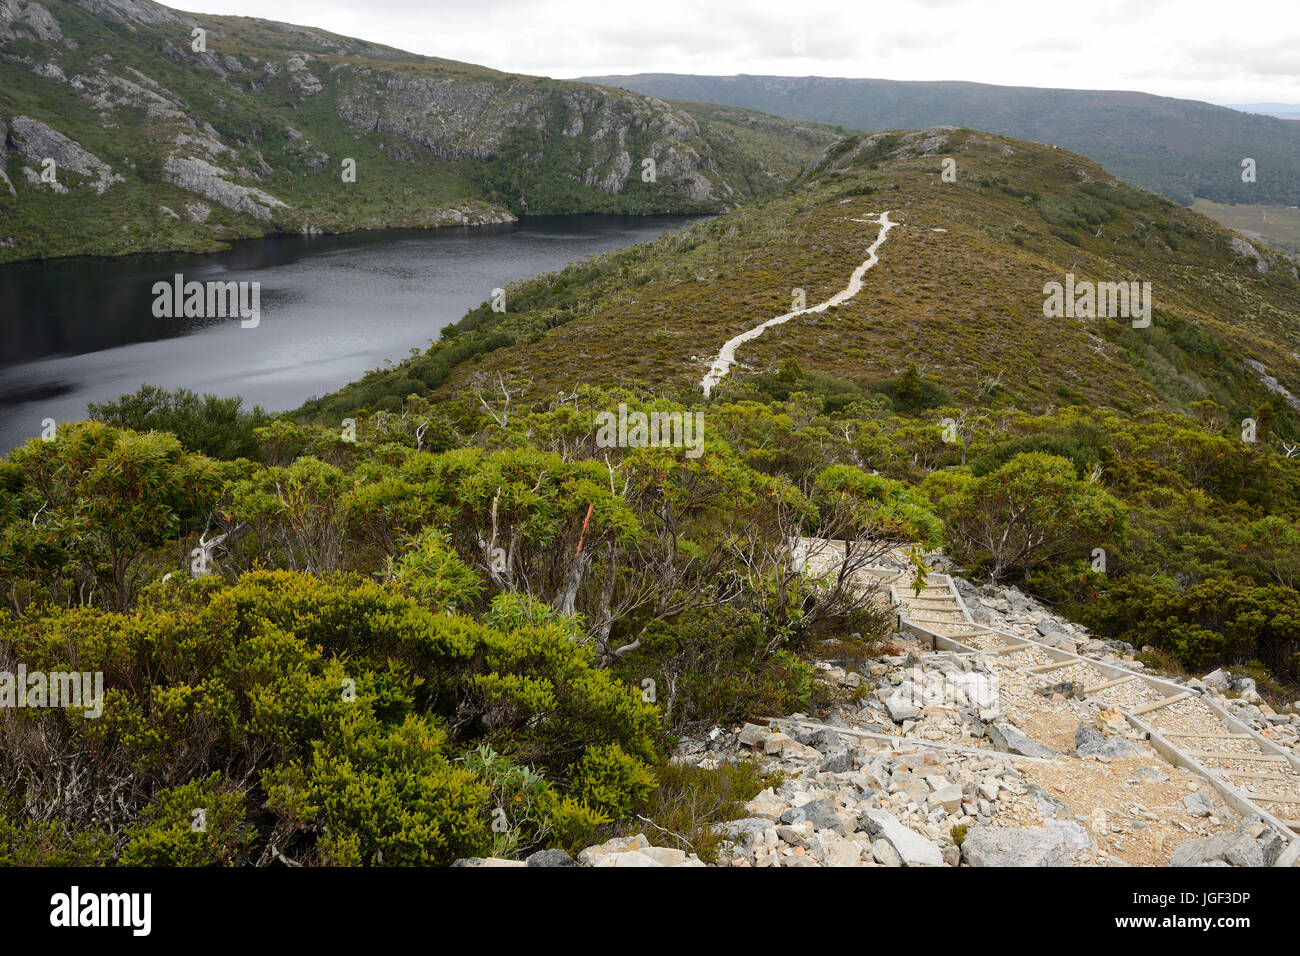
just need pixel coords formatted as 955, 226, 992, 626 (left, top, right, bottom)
575, 502, 594, 557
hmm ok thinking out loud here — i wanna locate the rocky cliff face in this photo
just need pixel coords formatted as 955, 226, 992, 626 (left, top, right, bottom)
0, 0, 838, 261
331, 69, 725, 203
161, 154, 284, 222
7, 115, 123, 193
333, 69, 539, 162
0, 117, 12, 196
0, 0, 64, 43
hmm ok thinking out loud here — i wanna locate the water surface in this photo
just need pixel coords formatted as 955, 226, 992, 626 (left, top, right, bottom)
0, 215, 695, 453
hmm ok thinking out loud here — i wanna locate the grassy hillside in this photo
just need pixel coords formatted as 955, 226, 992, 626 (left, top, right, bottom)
300, 126, 1300, 439
0, 0, 842, 262
578, 73, 1300, 209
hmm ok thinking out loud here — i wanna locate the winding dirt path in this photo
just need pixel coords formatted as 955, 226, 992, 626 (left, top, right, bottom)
700, 210, 899, 396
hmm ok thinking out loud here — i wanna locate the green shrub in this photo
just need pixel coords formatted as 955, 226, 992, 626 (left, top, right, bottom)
615, 606, 821, 732
119, 774, 254, 866
869, 366, 953, 411
546, 796, 612, 854
930, 452, 1125, 583
0, 815, 112, 867
89, 385, 272, 461
1078, 575, 1300, 683
970, 423, 1107, 478
386, 527, 483, 612
264, 712, 492, 866
640, 758, 776, 863
570, 743, 657, 819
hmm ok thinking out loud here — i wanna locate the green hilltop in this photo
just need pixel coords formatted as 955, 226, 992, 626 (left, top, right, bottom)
0, 0, 842, 262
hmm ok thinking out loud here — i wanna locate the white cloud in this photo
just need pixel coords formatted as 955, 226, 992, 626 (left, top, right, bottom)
176, 0, 1300, 103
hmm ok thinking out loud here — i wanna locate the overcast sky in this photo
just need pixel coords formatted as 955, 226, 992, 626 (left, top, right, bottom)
181, 0, 1300, 106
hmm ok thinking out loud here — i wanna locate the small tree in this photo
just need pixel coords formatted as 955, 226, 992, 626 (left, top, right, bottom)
895, 364, 925, 410
935, 453, 1125, 583
776, 358, 805, 383
802, 465, 943, 617
88, 385, 271, 460
1241, 516, 1300, 589
4, 422, 218, 610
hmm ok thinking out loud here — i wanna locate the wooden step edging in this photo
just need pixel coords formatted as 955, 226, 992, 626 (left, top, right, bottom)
1216, 769, 1294, 781
1130, 692, 1192, 715
762, 717, 1056, 765
1134, 716, 1300, 855
1027, 659, 1078, 674
988, 642, 1036, 655
1183, 750, 1287, 763
889, 573, 1300, 852
1084, 674, 1138, 695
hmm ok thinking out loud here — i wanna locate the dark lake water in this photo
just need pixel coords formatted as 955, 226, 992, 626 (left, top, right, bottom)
0, 215, 695, 455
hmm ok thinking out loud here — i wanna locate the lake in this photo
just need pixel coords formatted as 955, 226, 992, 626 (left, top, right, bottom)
0, 215, 696, 454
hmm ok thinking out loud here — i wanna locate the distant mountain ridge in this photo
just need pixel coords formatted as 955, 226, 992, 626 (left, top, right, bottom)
1227, 104, 1300, 121
578, 73, 1300, 207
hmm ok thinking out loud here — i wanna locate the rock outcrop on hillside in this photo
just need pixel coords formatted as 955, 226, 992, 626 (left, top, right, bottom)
6, 115, 123, 193
161, 154, 285, 222
0, 0, 64, 42
0, 117, 12, 196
